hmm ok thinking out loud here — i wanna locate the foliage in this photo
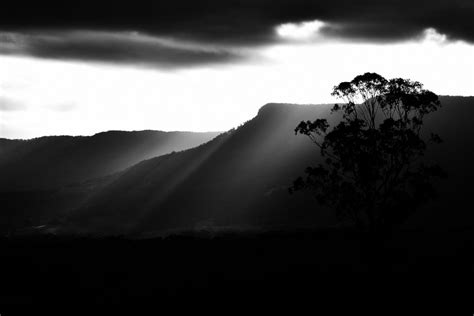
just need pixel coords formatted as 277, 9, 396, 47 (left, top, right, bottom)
291, 73, 445, 232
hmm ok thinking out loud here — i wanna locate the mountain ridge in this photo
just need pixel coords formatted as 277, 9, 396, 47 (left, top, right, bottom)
2, 96, 473, 236
0, 129, 221, 233
0, 129, 221, 189
65, 96, 474, 236
0, 129, 223, 141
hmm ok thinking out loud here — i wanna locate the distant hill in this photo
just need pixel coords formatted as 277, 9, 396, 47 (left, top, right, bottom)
64, 96, 474, 236
0, 130, 220, 232
0, 130, 220, 190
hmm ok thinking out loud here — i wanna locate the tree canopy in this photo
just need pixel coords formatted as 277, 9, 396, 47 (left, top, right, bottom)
291, 72, 444, 232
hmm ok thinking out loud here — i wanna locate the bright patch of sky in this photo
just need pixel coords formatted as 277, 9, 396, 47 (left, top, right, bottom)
1, 23, 473, 138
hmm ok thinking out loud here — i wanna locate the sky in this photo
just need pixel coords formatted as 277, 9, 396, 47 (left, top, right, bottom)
1, 0, 473, 139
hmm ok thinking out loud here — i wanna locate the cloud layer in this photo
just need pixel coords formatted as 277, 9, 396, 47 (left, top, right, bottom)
0, 31, 247, 68
2, 0, 473, 42
1, 0, 473, 67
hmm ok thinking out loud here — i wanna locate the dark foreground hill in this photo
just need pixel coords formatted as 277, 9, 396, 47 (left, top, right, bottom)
63, 96, 474, 236
0, 229, 471, 307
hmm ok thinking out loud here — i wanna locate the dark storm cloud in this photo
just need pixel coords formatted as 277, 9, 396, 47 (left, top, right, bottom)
1, 0, 473, 43
0, 0, 473, 66
0, 31, 246, 68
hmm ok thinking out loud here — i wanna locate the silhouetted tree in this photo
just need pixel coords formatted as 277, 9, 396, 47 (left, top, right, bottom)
291, 73, 444, 234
